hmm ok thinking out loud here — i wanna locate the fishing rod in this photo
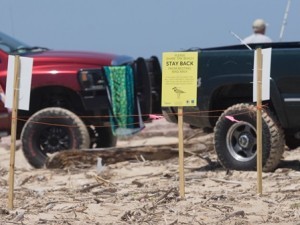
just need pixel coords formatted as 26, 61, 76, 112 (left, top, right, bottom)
279, 0, 292, 41
230, 31, 252, 50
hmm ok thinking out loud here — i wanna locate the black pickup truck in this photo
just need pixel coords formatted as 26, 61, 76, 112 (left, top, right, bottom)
162, 42, 300, 172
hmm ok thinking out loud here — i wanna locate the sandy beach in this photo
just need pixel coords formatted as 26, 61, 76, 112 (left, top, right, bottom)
1, 118, 300, 224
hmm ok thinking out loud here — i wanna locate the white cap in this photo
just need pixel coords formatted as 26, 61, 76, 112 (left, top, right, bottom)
252, 19, 267, 32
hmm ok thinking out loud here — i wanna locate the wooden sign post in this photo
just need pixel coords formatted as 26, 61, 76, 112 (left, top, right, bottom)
177, 107, 185, 198
256, 48, 263, 195
8, 55, 20, 209
253, 47, 272, 195
5, 55, 33, 209
161, 52, 198, 198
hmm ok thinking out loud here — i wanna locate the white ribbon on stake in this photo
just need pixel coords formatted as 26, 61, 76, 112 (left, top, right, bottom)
255, 48, 263, 195
6, 55, 33, 209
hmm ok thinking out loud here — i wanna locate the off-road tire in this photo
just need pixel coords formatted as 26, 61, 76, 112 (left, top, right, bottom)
21, 107, 90, 168
214, 103, 285, 172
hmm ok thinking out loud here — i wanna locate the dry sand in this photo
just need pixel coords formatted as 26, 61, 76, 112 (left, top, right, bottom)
1, 119, 300, 225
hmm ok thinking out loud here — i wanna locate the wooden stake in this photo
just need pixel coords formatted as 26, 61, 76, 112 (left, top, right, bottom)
178, 107, 185, 198
256, 48, 263, 195
8, 55, 20, 210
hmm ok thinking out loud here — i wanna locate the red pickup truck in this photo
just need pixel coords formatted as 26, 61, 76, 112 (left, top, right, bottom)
0, 31, 161, 168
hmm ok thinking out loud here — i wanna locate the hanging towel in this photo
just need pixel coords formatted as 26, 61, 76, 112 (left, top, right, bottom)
104, 66, 145, 137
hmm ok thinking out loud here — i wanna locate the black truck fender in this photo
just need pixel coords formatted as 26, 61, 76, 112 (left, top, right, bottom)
269, 79, 289, 128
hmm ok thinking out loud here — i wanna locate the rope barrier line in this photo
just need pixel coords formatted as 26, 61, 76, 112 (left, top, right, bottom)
13, 105, 267, 128
16, 117, 151, 128
14, 104, 268, 119
17, 118, 80, 128
15, 111, 206, 119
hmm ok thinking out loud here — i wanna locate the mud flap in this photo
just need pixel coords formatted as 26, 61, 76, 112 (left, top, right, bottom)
145, 56, 162, 114
132, 57, 152, 121
133, 57, 162, 120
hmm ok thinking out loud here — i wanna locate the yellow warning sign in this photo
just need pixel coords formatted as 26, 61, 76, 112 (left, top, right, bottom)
161, 52, 198, 107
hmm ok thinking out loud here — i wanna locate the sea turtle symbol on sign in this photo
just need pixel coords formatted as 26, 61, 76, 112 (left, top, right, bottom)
172, 87, 185, 98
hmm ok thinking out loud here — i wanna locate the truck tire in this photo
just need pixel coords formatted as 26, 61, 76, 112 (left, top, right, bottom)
214, 103, 284, 172
90, 127, 117, 148
21, 107, 90, 168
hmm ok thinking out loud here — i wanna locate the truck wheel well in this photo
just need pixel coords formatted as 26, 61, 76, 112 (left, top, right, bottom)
30, 86, 83, 112
17, 86, 85, 138
209, 84, 253, 126
209, 84, 277, 127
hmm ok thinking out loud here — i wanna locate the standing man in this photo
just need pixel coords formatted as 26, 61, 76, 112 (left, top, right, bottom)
243, 19, 272, 44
